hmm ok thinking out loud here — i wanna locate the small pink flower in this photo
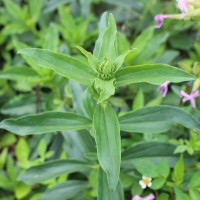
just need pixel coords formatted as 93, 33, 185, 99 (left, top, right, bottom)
177, 0, 189, 17
154, 14, 171, 28
158, 81, 171, 97
181, 90, 200, 108
132, 194, 155, 200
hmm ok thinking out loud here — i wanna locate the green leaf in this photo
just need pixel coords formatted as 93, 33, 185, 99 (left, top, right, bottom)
131, 27, 154, 55
29, 0, 44, 22
156, 159, 170, 179
39, 180, 89, 200
98, 14, 117, 60
174, 145, 188, 154
190, 172, 200, 188
43, 23, 59, 51
1, 94, 46, 116
132, 89, 144, 110
0, 112, 92, 135
189, 189, 200, 200
0, 170, 13, 189
0, 133, 17, 148
0, 66, 40, 82
76, 46, 99, 71
7, 156, 16, 181
69, 81, 88, 116
115, 64, 195, 87
93, 12, 108, 57
3, 0, 27, 22
174, 187, 190, 200
133, 159, 158, 178
113, 49, 134, 71
157, 193, 170, 200
98, 168, 124, 200
18, 159, 90, 184
82, 88, 96, 119
37, 139, 47, 158
94, 78, 115, 103
172, 155, 184, 184
0, 148, 8, 169
94, 13, 117, 60
122, 142, 176, 160
151, 177, 165, 190
133, 32, 169, 64
58, 6, 87, 45
94, 103, 121, 189
146, 96, 163, 107
89, 169, 98, 197
15, 182, 31, 199
131, 180, 143, 196
18, 48, 97, 86
119, 106, 200, 134
44, 0, 73, 13
16, 138, 30, 167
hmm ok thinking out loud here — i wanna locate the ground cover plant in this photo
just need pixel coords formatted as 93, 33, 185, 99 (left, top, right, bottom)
0, 0, 200, 200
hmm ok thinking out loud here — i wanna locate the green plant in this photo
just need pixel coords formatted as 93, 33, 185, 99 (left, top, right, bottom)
0, 12, 199, 200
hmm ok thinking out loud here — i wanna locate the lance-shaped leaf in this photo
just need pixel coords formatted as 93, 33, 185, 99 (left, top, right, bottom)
0, 66, 40, 82
76, 46, 99, 71
94, 103, 121, 190
82, 88, 96, 119
93, 12, 108, 57
119, 105, 200, 134
113, 49, 135, 71
122, 142, 176, 160
0, 112, 92, 135
115, 64, 195, 87
18, 159, 90, 184
98, 167, 124, 200
93, 13, 117, 60
39, 180, 89, 200
18, 48, 97, 85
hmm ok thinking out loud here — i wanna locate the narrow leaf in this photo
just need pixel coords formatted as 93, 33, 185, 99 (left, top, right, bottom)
82, 88, 96, 119
39, 180, 89, 200
98, 167, 124, 200
94, 103, 121, 189
119, 106, 200, 134
115, 64, 195, 87
122, 142, 176, 160
132, 89, 144, 110
76, 46, 99, 71
113, 49, 135, 71
97, 14, 117, 60
0, 112, 92, 135
172, 155, 184, 183
174, 187, 190, 200
18, 48, 97, 85
29, 0, 44, 22
93, 12, 108, 57
0, 67, 40, 82
93, 13, 117, 60
18, 159, 90, 184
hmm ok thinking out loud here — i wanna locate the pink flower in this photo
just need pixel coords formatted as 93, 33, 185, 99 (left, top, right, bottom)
132, 194, 155, 200
181, 90, 200, 108
158, 81, 171, 97
154, 14, 171, 28
177, 0, 189, 17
